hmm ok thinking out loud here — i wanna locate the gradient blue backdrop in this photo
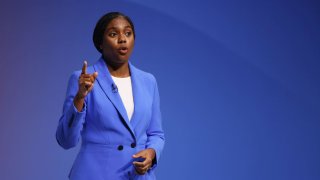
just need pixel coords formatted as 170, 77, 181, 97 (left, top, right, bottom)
0, 0, 319, 179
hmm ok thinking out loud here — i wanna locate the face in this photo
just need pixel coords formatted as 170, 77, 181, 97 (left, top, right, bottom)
100, 17, 134, 65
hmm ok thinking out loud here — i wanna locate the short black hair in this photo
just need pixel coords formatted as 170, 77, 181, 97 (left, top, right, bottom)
93, 12, 135, 53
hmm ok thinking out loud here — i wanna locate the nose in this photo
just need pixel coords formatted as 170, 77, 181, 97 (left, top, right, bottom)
118, 33, 126, 44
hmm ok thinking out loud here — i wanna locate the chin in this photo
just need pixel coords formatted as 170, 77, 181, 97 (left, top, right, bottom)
118, 54, 131, 61
115, 57, 129, 64
102, 54, 130, 65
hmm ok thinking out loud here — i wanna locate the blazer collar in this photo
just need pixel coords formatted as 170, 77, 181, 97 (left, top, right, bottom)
93, 57, 141, 138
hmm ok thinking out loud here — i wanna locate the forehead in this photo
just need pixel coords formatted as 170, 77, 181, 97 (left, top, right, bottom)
106, 17, 132, 30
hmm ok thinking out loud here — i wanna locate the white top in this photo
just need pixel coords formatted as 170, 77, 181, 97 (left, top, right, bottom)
111, 76, 134, 121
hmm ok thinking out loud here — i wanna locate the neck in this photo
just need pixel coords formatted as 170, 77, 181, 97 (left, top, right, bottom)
104, 60, 130, 78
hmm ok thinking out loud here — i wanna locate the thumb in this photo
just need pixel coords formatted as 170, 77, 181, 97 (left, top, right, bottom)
133, 150, 145, 158
92, 71, 98, 80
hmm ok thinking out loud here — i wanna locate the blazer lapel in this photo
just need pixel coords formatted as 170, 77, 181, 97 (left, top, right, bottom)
93, 58, 135, 137
128, 63, 143, 129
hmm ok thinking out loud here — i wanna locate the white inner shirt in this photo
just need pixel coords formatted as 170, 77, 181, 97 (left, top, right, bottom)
111, 76, 134, 121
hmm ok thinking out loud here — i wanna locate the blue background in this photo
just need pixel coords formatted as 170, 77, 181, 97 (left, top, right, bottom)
0, 0, 319, 179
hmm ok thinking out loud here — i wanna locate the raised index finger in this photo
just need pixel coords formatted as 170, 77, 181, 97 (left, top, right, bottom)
81, 61, 87, 74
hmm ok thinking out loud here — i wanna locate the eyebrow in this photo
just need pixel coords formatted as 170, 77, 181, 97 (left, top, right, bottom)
106, 25, 132, 32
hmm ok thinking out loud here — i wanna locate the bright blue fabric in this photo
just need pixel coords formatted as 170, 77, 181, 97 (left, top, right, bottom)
56, 58, 165, 180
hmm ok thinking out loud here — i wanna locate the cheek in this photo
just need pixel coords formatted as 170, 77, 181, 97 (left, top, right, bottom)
128, 39, 135, 49
101, 39, 116, 51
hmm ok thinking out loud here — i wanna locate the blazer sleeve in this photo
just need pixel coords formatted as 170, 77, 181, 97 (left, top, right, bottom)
56, 71, 87, 149
146, 76, 165, 168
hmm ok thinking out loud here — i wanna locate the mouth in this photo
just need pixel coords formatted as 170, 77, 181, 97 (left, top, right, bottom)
118, 47, 128, 55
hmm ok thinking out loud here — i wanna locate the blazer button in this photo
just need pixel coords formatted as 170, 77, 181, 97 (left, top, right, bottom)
131, 143, 136, 148
118, 145, 124, 151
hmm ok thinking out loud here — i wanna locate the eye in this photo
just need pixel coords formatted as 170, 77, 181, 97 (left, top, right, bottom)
108, 32, 117, 37
125, 31, 132, 37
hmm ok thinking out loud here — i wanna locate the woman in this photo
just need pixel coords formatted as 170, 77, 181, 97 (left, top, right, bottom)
56, 12, 165, 180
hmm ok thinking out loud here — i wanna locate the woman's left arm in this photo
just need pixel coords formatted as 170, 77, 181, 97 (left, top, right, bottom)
133, 76, 165, 174
145, 77, 165, 166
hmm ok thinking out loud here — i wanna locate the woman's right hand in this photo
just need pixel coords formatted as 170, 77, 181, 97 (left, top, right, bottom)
74, 61, 98, 112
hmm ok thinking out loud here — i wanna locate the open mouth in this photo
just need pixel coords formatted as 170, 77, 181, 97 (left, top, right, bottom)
118, 47, 128, 55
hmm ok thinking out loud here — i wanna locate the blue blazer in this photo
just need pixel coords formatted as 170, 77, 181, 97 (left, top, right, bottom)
56, 58, 165, 180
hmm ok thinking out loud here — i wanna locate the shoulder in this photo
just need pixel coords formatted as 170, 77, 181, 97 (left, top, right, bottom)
130, 64, 157, 85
